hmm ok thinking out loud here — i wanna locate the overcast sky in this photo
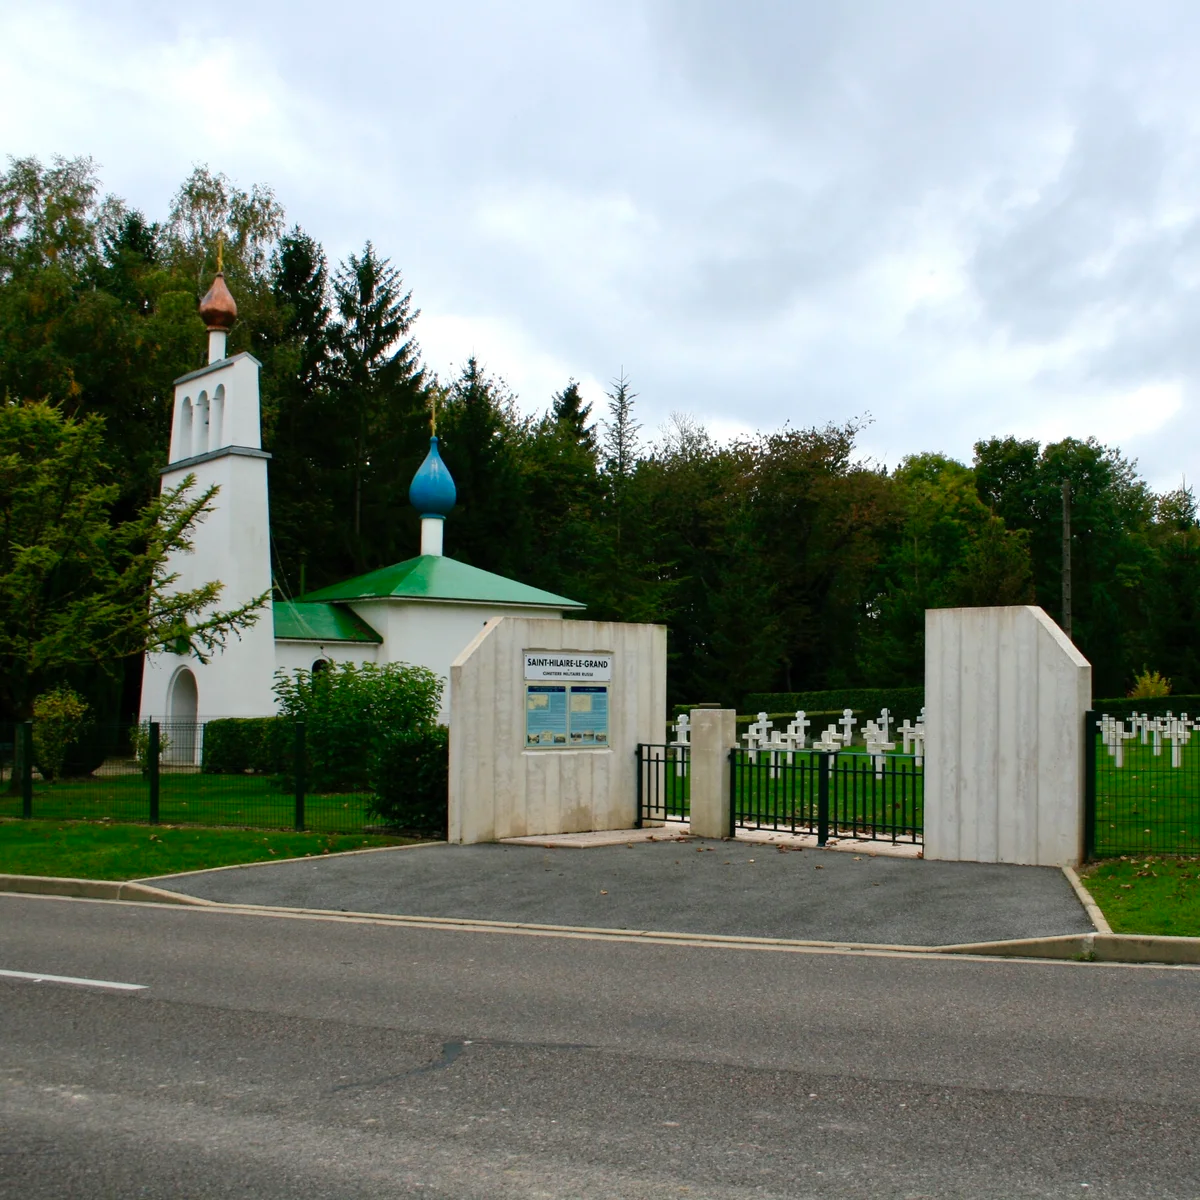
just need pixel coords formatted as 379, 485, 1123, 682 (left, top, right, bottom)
4, 1, 1200, 490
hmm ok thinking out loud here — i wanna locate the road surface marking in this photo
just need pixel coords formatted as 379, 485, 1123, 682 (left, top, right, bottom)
0, 968, 146, 991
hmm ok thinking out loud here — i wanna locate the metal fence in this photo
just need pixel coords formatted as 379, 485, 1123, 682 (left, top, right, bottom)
634, 740, 922, 844
634, 743, 690, 826
1085, 709, 1200, 857
731, 748, 922, 845
0, 720, 377, 834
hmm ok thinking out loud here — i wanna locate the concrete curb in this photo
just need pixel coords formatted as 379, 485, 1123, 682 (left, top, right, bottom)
0, 874, 215, 906
1062, 865, 1113, 933
6, 880, 1200, 965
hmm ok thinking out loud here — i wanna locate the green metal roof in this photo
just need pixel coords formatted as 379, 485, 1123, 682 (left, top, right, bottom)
273, 600, 383, 643
300, 555, 586, 610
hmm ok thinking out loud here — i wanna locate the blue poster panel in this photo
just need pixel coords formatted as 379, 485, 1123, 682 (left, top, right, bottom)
526, 685, 568, 747
569, 685, 609, 746
526, 684, 609, 748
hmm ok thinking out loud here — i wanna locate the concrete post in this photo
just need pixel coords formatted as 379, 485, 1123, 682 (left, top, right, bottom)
689, 708, 735, 838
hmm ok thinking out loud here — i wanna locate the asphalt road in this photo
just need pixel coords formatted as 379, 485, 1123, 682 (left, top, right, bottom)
3, 894, 1199, 1198
150, 839, 1093, 945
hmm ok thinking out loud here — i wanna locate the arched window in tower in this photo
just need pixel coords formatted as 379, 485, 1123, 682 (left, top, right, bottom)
179, 396, 194, 460
195, 391, 210, 454
312, 658, 331, 674
210, 383, 225, 449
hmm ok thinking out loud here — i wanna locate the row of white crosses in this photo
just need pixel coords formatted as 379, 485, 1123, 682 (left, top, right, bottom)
741, 707, 926, 776
1099, 712, 1195, 768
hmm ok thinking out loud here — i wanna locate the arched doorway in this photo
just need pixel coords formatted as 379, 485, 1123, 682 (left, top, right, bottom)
168, 668, 199, 765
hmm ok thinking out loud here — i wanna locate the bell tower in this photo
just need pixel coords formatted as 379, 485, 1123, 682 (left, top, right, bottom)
139, 267, 277, 726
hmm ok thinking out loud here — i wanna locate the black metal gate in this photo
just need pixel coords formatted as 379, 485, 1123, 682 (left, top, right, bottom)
635, 743, 689, 826
731, 748, 922, 845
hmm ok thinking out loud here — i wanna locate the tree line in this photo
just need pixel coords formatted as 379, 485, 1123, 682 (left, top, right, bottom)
2, 156, 1197, 719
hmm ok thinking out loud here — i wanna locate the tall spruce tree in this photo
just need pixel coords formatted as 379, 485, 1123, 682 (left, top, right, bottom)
327, 242, 428, 575
437, 357, 530, 577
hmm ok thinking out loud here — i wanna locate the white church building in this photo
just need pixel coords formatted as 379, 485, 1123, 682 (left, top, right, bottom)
139, 270, 584, 726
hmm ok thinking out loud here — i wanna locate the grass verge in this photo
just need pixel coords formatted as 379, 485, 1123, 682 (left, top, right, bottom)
0, 819, 421, 882
1082, 855, 1200, 936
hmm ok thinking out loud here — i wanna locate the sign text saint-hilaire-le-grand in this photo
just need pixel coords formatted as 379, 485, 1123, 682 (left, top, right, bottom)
523, 652, 612, 682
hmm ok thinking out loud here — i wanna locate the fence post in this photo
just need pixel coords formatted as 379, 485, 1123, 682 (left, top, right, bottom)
19, 721, 33, 819
148, 722, 160, 825
293, 721, 306, 832
634, 745, 644, 828
1083, 710, 1097, 861
688, 708, 736, 838
727, 748, 737, 839
817, 751, 831, 847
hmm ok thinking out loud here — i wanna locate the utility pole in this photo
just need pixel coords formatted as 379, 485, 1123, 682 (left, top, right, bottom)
1061, 480, 1072, 641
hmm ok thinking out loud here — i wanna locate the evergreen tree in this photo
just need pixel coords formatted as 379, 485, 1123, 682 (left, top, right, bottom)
437, 357, 530, 577
327, 242, 429, 575
261, 228, 334, 594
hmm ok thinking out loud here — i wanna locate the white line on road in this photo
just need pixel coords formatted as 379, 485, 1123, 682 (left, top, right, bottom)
0, 968, 146, 991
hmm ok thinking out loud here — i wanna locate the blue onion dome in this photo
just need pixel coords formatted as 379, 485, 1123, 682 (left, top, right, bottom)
408, 436, 457, 516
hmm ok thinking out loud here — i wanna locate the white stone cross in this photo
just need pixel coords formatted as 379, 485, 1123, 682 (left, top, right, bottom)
670, 712, 690, 777
785, 711, 810, 750
813, 725, 841, 752
863, 720, 896, 777
913, 708, 926, 766
838, 708, 857, 747
746, 713, 772, 747
744, 712, 773, 762
877, 708, 892, 744
898, 719, 917, 754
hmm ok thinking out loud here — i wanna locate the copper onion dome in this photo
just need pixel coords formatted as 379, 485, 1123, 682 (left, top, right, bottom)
198, 271, 237, 331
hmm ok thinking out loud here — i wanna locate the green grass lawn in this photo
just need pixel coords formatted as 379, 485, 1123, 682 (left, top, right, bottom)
0, 771, 378, 834
1082, 855, 1200, 937
0, 819, 420, 881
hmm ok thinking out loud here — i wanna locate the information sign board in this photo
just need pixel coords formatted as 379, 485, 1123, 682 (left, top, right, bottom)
523, 650, 611, 748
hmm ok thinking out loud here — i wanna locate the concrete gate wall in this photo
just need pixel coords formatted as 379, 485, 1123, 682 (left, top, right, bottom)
924, 605, 1091, 867
449, 616, 667, 844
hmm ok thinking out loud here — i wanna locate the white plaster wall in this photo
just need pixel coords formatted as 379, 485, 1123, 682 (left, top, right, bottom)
351, 600, 564, 722
274, 640, 381, 678
141, 444, 275, 721
924, 605, 1092, 867
449, 617, 667, 843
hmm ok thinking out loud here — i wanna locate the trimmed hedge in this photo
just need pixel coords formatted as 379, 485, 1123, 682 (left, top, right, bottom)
1093, 694, 1200, 716
742, 688, 925, 720
202, 718, 285, 775
368, 725, 449, 835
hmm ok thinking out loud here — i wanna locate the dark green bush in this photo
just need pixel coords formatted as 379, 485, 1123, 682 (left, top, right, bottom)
202, 718, 285, 775
368, 725, 449, 834
274, 661, 443, 794
1093, 694, 1200, 717
742, 688, 925, 721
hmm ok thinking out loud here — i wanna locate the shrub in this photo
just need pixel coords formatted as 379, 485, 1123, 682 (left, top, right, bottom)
132, 721, 173, 777
32, 686, 90, 781
273, 661, 443, 793
1128, 669, 1172, 700
202, 717, 284, 775
369, 725, 449, 834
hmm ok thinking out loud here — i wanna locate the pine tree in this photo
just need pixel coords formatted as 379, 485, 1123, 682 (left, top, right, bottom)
438, 357, 530, 576
327, 242, 428, 572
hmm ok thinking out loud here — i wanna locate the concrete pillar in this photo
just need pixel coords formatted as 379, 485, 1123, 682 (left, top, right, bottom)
689, 708, 735, 838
